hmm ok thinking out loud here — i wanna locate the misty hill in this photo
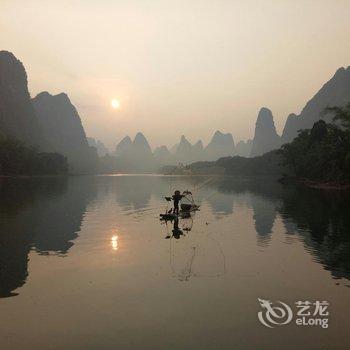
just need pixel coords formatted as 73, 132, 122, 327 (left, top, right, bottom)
111, 130, 239, 172
233, 139, 253, 157
87, 137, 109, 157
175, 135, 198, 163
146, 135, 204, 166
115, 136, 133, 156
170, 131, 234, 164
32, 91, 98, 173
153, 145, 172, 166
114, 133, 155, 172
0, 51, 44, 147
188, 150, 285, 177
115, 132, 152, 157
193, 140, 204, 161
204, 130, 234, 161
170, 143, 179, 154
282, 66, 350, 144
0, 51, 98, 174
250, 108, 281, 157
133, 132, 153, 156
129, 132, 155, 171
154, 145, 170, 158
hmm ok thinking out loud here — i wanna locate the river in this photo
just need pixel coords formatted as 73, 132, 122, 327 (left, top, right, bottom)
0, 175, 349, 349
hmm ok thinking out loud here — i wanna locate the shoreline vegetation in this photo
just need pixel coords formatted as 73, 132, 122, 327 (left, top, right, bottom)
279, 177, 350, 190
0, 134, 68, 176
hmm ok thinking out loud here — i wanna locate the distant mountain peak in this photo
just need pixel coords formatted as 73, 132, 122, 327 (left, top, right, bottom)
115, 136, 133, 156
177, 135, 193, 149
115, 133, 153, 170
204, 130, 234, 160
134, 132, 150, 145
154, 145, 170, 157
135, 131, 145, 138
180, 135, 189, 142
0, 50, 16, 58
250, 108, 280, 157
0, 50, 44, 146
34, 91, 70, 103
213, 130, 224, 136
55, 92, 70, 102
209, 130, 233, 144
133, 132, 152, 154
257, 107, 273, 121
32, 89, 98, 172
282, 66, 350, 143
134, 132, 149, 143
259, 106, 272, 113
212, 130, 233, 140
255, 108, 278, 134
334, 67, 346, 77
211, 130, 233, 140
193, 140, 203, 153
0, 50, 23, 67
194, 139, 203, 147
35, 91, 52, 99
121, 135, 132, 143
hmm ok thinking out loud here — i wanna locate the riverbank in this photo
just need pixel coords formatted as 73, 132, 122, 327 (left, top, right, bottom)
279, 176, 350, 190
302, 180, 350, 190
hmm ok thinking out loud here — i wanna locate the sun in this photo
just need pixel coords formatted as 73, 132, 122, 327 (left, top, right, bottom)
111, 98, 120, 109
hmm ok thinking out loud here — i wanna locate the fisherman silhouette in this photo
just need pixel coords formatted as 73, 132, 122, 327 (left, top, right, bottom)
172, 190, 184, 215
161, 190, 195, 222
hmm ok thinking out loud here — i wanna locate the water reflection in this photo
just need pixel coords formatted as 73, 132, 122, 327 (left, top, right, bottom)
168, 226, 227, 282
111, 234, 119, 251
113, 176, 152, 210
204, 178, 350, 280
280, 186, 350, 280
0, 177, 97, 297
251, 196, 276, 247
206, 192, 234, 216
199, 178, 280, 245
33, 178, 97, 255
1, 175, 350, 300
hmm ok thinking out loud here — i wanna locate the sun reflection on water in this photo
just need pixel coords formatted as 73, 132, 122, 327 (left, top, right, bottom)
111, 234, 119, 251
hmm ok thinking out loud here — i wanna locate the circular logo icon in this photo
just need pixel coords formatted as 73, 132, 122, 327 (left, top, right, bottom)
258, 298, 293, 328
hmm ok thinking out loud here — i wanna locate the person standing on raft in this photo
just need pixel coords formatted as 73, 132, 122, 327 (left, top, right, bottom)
172, 190, 185, 215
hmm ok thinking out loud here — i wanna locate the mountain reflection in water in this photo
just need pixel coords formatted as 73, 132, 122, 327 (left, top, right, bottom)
1, 175, 350, 350
0, 175, 350, 299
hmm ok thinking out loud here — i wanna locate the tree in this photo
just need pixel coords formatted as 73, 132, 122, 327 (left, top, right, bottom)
279, 106, 350, 182
0, 135, 68, 175
325, 102, 350, 129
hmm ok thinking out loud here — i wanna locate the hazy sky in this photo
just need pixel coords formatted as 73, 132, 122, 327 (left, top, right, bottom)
1, 0, 350, 149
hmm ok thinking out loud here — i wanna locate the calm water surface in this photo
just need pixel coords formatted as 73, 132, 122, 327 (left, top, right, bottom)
0, 175, 349, 349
